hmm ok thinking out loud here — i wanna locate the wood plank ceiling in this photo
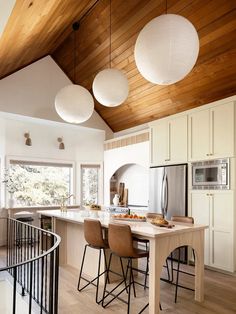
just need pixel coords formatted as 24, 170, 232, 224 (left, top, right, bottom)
1, 0, 236, 132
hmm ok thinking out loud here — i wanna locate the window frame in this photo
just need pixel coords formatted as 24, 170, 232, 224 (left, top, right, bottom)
79, 162, 103, 208
5, 156, 76, 208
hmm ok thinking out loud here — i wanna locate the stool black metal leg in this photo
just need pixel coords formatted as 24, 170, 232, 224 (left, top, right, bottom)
120, 257, 128, 293
175, 248, 181, 303
102, 253, 112, 307
170, 252, 174, 283
77, 245, 87, 291
166, 259, 170, 281
131, 265, 136, 298
127, 258, 132, 314
95, 249, 102, 304
103, 248, 110, 284
144, 256, 149, 289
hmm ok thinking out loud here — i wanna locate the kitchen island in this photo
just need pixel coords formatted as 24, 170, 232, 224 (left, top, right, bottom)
38, 209, 207, 314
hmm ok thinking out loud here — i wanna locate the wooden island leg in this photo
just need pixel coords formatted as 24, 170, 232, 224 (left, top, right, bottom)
149, 237, 163, 314
194, 229, 205, 302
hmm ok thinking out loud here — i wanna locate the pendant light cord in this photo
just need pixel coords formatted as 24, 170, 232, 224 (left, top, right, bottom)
71, 0, 100, 83
74, 27, 76, 83
109, 0, 112, 68
72, 22, 80, 83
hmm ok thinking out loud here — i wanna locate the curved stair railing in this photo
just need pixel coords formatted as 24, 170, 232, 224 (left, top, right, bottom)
0, 217, 61, 314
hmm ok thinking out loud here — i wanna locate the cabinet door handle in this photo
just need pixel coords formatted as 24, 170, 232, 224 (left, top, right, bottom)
206, 153, 210, 156
165, 158, 170, 161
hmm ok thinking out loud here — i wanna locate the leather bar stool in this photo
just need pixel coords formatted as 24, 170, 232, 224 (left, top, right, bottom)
102, 223, 150, 314
133, 213, 171, 288
77, 219, 110, 304
171, 216, 195, 303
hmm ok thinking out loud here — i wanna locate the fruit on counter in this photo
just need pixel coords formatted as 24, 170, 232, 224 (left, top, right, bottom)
151, 217, 168, 225
113, 213, 146, 220
89, 204, 101, 210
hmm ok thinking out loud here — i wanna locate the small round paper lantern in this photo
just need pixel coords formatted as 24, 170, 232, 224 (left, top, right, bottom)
92, 68, 129, 107
55, 85, 94, 124
134, 14, 199, 85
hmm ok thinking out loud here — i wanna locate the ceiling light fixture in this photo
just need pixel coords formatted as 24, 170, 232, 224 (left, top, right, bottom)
55, 22, 94, 124
92, 0, 129, 107
134, 1, 199, 85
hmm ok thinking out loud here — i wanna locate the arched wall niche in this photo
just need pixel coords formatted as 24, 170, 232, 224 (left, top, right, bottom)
104, 141, 149, 206
110, 163, 149, 206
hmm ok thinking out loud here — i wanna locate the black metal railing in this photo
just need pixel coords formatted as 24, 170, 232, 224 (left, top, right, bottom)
0, 217, 61, 314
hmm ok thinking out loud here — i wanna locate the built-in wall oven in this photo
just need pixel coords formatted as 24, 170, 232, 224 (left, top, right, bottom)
192, 158, 229, 190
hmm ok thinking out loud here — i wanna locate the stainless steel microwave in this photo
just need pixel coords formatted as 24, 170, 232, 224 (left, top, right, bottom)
192, 158, 229, 190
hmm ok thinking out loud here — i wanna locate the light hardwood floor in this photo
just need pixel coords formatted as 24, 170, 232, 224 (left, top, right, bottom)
1, 246, 236, 314
58, 262, 236, 314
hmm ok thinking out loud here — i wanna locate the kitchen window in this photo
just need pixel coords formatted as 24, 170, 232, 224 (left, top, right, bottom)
81, 164, 101, 206
6, 160, 74, 207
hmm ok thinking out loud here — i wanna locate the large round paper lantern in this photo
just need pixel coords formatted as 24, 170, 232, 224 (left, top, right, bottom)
92, 68, 129, 107
134, 14, 199, 85
55, 85, 94, 124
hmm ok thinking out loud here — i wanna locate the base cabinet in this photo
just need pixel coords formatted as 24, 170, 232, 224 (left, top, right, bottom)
190, 190, 234, 272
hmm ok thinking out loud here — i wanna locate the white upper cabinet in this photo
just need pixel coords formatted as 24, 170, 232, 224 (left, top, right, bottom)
212, 102, 234, 158
150, 115, 188, 166
189, 102, 235, 161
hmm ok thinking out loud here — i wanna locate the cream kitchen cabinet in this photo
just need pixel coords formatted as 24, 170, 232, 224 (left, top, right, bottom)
189, 101, 234, 161
190, 190, 234, 272
150, 115, 188, 166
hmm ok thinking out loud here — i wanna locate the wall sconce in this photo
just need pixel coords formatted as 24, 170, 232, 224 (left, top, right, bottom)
24, 133, 32, 146
57, 137, 65, 150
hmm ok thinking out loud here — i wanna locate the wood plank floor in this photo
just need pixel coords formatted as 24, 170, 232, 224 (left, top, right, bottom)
1, 245, 236, 313
58, 263, 236, 314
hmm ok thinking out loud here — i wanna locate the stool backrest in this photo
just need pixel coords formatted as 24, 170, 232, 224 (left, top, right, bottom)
171, 216, 194, 224
146, 213, 164, 219
84, 219, 106, 248
108, 223, 134, 258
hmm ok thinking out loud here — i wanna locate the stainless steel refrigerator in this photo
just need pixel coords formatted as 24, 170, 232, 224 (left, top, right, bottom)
149, 164, 188, 262
149, 164, 187, 220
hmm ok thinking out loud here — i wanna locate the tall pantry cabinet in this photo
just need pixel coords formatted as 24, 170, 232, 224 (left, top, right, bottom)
149, 96, 236, 272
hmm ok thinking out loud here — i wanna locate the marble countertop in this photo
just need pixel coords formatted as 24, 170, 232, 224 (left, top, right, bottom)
38, 209, 208, 239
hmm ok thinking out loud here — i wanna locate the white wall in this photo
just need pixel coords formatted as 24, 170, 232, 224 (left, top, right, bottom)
0, 56, 113, 139
115, 164, 149, 206
104, 141, 149, 205
0, 0, 15, 37
0, 114, 105, 208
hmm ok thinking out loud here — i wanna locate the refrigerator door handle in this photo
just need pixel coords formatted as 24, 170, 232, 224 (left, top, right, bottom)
161, 171, 165, 215
163, 173, 168, 217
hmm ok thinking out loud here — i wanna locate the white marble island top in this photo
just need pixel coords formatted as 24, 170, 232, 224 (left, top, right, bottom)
37, 209, 207, 239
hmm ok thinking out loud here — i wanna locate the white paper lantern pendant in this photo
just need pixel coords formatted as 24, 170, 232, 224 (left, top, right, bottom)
93, 68, 128, 107
92, 0, 129, 107
134, 13, 199, 85
55, 22, 94, 124
55, 84, 94, 123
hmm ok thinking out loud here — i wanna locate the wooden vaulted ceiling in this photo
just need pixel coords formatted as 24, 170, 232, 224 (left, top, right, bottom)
1, 0, 236, 132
